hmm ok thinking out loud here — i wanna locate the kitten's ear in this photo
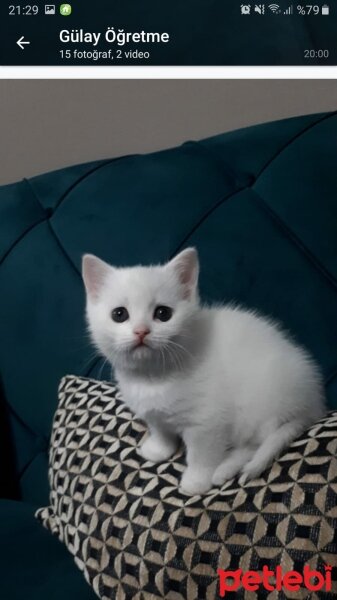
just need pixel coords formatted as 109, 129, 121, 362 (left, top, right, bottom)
167, 247, 199, 298
82, 254, 112, 301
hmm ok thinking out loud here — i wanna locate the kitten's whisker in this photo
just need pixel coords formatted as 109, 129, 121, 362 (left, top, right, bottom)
163, 343, 183, 373
97, 357, 109, 381
78, 351, 104, 373
166, 339, 195, 362
159, 346, 166, 371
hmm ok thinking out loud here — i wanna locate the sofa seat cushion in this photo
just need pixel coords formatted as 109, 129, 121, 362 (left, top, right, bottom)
36, 375, 337, 599
0, 498, 96, 600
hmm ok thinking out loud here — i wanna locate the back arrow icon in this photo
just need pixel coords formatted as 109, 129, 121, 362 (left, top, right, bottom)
17, 36, 30, 50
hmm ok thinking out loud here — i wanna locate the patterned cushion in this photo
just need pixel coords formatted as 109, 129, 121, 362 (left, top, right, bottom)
36, 375, 337, 599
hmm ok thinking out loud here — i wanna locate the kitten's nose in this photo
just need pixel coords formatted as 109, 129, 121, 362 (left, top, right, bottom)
134, 327, 150, 342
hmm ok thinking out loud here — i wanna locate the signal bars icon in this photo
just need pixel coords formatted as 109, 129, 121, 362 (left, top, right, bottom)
284, 5, 293, 13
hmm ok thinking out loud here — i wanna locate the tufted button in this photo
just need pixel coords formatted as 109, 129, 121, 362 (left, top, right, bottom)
45, 208, 53, 219
235, 173, 256, 189
244, 173, 256, 187
35, 436, 49, 453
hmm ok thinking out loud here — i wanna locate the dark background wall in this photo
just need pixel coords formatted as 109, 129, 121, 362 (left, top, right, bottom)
1, 79, 337, 184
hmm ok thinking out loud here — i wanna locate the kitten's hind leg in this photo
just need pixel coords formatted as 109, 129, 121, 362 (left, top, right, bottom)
139, 419, 179, 463
180, 427, 228, 495
239, 420, 304, 485
212, 447, 254, 487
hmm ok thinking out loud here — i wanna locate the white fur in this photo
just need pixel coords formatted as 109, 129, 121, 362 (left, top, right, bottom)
82, 248, 326, 495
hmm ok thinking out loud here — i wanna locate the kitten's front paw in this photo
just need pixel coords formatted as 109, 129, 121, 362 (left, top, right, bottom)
139, 435, 177, 463
212, 462, 239, 487
239, 461, 265, 486
180, 468, 213, 496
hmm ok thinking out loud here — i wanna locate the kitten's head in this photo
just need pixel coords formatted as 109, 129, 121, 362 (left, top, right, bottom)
82, 248, 200, 372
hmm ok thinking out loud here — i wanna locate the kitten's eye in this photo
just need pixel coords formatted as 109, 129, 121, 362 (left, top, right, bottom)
154, 305, 173, 322
111, 307, 129, 323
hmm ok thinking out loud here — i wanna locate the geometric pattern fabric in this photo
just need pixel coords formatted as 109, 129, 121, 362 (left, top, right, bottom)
36, 376, 337, 599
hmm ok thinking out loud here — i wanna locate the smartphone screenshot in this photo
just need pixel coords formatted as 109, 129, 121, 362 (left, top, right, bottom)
1, 0, 336, 65
1, 78, 337, 599
1, 0, 337, 596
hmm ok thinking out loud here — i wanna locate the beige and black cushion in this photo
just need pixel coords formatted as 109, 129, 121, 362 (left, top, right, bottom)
36, 375, 337, 599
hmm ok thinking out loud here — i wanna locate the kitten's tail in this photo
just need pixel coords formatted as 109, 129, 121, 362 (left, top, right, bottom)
238, 420, 306, 485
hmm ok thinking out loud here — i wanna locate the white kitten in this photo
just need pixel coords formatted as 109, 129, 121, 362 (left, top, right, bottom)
82, 248, 326, 495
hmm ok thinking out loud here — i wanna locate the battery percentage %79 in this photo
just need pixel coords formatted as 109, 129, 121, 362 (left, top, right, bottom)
297, 4, 328, 14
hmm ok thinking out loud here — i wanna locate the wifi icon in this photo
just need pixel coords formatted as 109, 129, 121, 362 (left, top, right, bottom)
268, 3, 281, 12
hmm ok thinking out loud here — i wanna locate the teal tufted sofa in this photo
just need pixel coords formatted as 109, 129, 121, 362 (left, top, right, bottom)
1, 112, 337, 600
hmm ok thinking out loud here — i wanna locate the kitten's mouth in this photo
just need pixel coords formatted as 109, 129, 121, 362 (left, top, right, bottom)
129, 342, 153, 360
132, 341, 151, 351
